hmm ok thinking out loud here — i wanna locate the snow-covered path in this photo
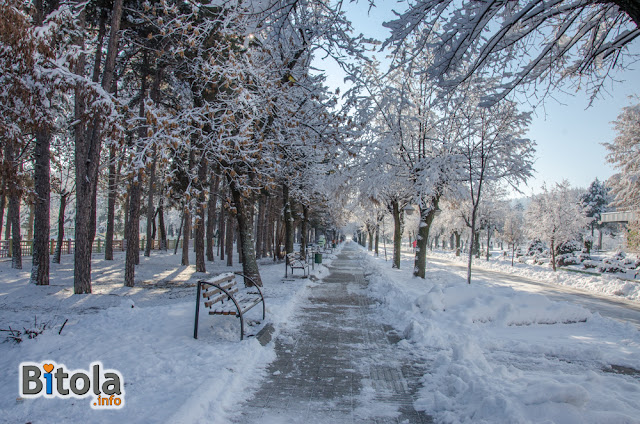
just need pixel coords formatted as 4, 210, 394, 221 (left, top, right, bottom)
427, 255, 640, 328
231, 243, 432, 423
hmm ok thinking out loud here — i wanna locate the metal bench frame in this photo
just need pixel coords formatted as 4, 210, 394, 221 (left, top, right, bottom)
194, 272, 265, 340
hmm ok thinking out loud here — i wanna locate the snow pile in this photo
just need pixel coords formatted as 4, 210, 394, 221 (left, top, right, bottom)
0, 248, 325, 423
365, 249, 640, 424
430, 250, 640, 302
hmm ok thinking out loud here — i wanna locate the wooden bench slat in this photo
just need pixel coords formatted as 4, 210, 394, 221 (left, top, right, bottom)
204, 287, 239, 308
209, 310, 237, 315
201, 273, 236, 285
239, 297, 263, 312
202, 280, 236, 298
200, 274, 236, 291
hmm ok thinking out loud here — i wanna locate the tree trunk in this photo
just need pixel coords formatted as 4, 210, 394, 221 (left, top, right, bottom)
74, 0, 124, 294
1, 187, 7, 243
375, 214, 382, 256
144, 64, 164, 256
9, 190, 21, 269
225, 208, 234, 266
105, 145, 117, 260
218, 197, 226, 260
230, 183, 262, 286
511, 244, 515, 267
124, 51, 148, 287
124, 175, 141, 287
467, 211, 479, 285
206, 174, 220, 262
157, 194, 167, 250
551, 238, 557, 271
53, 193, 68, 264
391, 200, 403, 269
237, 225, 243, 263
123, 192, 129, 243
264, 196, 273, 258
455, 231, 461, 256
598, 228, 603, 250
182, 208, 190, 265
283, 183, 294, 255
255, 193, 265, 259
27, 203, 34, 241
144, 146, 157, 257
194, 155, 207, 273
300, 204, 308, 258
173, 209, 183, 255
0, 182, 5, 244
473, 233, 479, 256
31, 129, 51, 285
275, 216, 283, 260
486, 227, 491, 261
413, 201, 439, 279
6, 140, 21, 269
4, 204, 10, 243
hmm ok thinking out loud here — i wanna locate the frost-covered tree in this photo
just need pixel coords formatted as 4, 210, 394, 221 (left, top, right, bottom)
352, 50, 469, 277
459, 95, 535, 283
525, 181, 589, 271
0, 0, 67, 279
383, 0, 640, 105
605, 102, 640, 209
438, 199, 467, 256
580, 177, 612, 249
502, 204, 525, 266
580, 178, 612, 231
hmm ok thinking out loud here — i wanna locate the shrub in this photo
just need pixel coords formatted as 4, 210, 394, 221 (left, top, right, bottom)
583, 260, 599, 269
622, 256, 640, 269
527, 239, 545, 256
599, 263, 626, 274
555, 239, 582, 256
557, 253, 579, 267
578, 252, 591, 262
1, 316, 49, 344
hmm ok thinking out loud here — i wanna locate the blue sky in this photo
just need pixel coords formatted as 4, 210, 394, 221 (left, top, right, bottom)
314, 1, 640, 195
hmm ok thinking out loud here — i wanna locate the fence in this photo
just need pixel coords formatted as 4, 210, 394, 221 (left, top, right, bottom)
0, 239, 180, 259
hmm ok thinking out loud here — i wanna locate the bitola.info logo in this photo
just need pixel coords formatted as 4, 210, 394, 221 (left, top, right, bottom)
19, 361, 125, 409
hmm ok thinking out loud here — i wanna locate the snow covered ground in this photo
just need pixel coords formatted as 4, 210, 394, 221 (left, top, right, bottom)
3, 243, 639, 424
364, 247, 640, 423
0, 248, 335, 424
427, 249, 640, 302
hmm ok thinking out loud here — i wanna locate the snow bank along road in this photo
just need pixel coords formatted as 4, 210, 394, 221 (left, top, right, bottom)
427, 256, 640, 328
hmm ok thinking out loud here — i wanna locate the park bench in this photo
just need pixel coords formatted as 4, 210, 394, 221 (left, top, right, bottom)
193, 272, 265, 341
286, 252, 310, 277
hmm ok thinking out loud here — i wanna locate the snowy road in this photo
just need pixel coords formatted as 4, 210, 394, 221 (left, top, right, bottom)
427, 256, 640, 329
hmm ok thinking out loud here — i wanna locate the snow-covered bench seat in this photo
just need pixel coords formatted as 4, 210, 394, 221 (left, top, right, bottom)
193, 272, 265, 340
286, 252, 310, 277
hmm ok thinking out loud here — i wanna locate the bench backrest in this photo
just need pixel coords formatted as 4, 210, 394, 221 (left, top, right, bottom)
201, 273, 238, 307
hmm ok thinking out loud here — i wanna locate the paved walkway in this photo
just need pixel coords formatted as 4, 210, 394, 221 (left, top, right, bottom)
234, 243, 432, 423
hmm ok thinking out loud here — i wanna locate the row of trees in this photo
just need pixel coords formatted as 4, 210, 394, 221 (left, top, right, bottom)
0, 0, 364, 293
358, 178, 615, 272
342, 0, 640, 283
2, 0, 639, 291
345, 45, 535, 284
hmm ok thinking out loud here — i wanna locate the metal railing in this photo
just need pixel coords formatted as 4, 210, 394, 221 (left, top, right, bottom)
0, 238, 184, 259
